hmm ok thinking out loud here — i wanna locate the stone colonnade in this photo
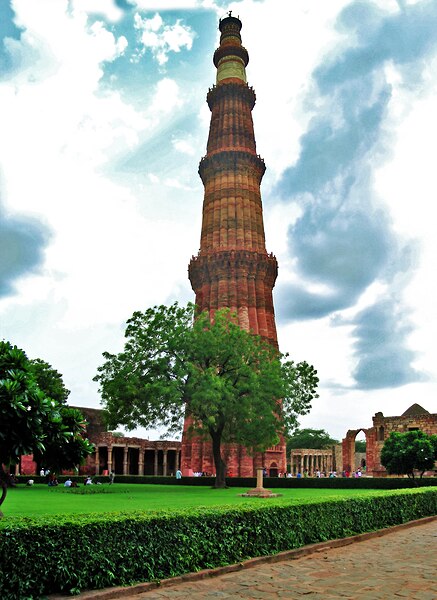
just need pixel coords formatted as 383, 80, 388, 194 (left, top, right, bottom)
82, 432, 182, 477
290, 449, 334, 476
94, 444, 181, 476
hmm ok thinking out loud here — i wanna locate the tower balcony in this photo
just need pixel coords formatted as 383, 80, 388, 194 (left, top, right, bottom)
198, 150, 266, 185
207, 82, 256, 111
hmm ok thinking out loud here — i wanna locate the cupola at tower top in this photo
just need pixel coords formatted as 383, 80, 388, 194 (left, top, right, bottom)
214, 12, 249, 84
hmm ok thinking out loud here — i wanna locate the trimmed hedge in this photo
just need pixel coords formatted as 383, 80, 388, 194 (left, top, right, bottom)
0, 488, 436, 598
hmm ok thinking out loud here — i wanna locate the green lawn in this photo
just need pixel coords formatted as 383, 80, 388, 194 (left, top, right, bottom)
1, 483, 384, 520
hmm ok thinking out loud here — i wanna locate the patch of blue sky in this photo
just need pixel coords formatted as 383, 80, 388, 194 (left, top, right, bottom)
0, 0, 23, 74
98, 9, 217, 108
110, 111, 202, 176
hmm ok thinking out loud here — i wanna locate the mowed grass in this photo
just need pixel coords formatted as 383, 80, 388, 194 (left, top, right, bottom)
2, 483, 384, 520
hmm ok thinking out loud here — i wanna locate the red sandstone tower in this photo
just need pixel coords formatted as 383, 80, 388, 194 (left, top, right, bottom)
181, 14, 286, 477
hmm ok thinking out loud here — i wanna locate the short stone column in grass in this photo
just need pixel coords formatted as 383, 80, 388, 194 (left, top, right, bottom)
239, 467, 282, 498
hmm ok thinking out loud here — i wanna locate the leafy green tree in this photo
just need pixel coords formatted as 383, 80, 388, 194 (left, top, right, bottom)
27, 359, 93, 473
380, 430, 436, 479
0, 341, 62, 512
33, 406, 94, 474
0, 341, 93, 515
29, 358, 70, 404
94, 303, 319, 488
286, 428, 338, 454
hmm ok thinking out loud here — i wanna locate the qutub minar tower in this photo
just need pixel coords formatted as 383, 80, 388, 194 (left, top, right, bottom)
181, 14, 286, 477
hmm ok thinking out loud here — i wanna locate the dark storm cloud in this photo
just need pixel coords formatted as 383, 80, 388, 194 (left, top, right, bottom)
315, 0, 437, 94
348, 297, 425, 389
281, 83, 391, 196
0, 208, 50, 297
276, 189, 393, 320
273, 0, 437, 389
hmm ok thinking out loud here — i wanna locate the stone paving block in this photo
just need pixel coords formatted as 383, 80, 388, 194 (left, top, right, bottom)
412, 592, 437, 600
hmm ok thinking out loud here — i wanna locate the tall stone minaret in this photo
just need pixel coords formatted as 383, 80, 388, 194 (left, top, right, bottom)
181, 14, 286, 477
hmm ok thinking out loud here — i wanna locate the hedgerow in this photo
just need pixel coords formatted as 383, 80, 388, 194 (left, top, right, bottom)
0, 488, 435, 598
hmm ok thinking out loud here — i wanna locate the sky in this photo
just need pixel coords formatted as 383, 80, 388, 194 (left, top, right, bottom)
1, 0, 436, 442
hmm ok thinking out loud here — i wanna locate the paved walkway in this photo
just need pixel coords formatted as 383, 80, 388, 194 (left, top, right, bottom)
80, 518, 437, 600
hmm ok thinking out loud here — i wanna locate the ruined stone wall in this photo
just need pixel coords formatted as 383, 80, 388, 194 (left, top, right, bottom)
342, 409, 437, 477
371, 411, 437, 476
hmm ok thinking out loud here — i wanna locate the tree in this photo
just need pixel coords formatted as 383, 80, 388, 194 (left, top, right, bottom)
380, 430, 436, 480
286, 428, 338, 454
32, 405, 94, 474
28, 358, 70, 404
27, 359, 93, 473
94, 303, 319, 488
0, 341, 93, 515
0, 341, 60, 512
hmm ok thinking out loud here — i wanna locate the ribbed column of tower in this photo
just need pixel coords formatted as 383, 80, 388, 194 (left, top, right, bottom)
181, 15, 286, 478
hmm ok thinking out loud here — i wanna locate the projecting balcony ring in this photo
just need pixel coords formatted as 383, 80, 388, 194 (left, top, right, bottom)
206, 83, 256, 110
198, 151, 266, 184
213, 45, 249, 68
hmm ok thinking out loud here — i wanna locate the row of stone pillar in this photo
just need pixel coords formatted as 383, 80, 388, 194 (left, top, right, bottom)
290, 452, 334, 475
95, 446, 180, 476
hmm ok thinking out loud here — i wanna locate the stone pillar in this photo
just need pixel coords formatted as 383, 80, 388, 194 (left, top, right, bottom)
175, 450, 179, 473
256, 467, 263, 488
108, 447, 113, 473
154, 449, 158, 476
139, 449, 144, 476
123, 447, 128, 475
95, 447, 100, 475
163, 449, 168, 476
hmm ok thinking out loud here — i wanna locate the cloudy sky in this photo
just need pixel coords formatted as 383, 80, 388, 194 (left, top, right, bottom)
1, 0, 436, 442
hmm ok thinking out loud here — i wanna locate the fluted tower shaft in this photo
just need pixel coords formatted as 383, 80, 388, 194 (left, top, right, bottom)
182, 15, 285, 478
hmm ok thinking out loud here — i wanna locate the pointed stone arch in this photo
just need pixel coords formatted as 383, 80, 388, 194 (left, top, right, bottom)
342, 428, 371, 474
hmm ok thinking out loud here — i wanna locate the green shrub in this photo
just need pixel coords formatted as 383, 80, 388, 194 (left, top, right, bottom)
0, 488, 435, 598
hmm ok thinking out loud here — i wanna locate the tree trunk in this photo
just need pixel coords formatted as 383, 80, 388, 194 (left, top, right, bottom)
0, 469, 8, 519
210, 430, 227, 488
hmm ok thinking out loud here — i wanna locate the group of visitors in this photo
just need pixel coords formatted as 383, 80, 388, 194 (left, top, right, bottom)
38, 468, 59, 486
289, 468, 364, 478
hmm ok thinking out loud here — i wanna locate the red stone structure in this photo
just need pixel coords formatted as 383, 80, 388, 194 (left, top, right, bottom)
342, 403, 437, 477
14, 407, 181, 477
181, 15, 286, 477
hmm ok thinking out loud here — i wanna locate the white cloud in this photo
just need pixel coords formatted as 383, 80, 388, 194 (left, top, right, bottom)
128, 0, 201, 9
72, 0, 124, 22
172, 136, 196, 155
149, 77, 183, 113
134, 12, 194, 65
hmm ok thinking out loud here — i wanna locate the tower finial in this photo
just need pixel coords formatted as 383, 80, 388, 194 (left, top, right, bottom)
214, 14, 248, 84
